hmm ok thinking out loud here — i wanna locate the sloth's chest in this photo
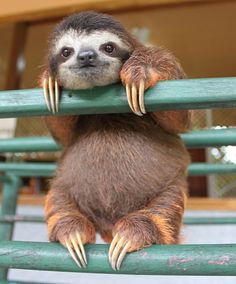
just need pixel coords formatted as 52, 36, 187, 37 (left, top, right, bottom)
64, 114, 187, 224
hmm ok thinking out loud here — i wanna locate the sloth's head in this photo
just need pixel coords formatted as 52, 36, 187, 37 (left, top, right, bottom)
48, 11, 136, 89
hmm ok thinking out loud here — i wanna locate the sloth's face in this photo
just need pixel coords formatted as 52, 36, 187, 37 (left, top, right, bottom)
51, 29, 132, 89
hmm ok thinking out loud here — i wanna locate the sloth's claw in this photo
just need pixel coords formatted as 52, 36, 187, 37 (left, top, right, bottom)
125, 81, 146, 116
49, 77, 56, 113
116, 241, 131, 270
76, 232, 87, 265
43, 78, 51, 112
65, 231, 87, 269
108, 234, 131, 270
43, 77, 59, 113
55, 79, 59, 113
132, 83, 142, 116
138, 80, 146, 114
126, 84, 135, 113
108, 233, 119, 263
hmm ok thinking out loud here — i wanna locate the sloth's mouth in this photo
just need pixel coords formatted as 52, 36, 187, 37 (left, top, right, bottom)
80, 63, 96, 68
69, 64, 96, 70
69, 62, 109, 71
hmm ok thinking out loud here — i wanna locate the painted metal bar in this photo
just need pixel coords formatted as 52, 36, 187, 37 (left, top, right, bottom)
181, 128, 236, 148
0, 162, 236, 177
0, 78, 236, 118
0, 215, 44, 223
0, 163, 56, 177
0, 215, 236, 225
0, 241, 236, 275
188, 163, 236, 175
0, 128, 236, 153
0, 176, 21, 280
183, 217, 236, 225
0, 137, 60, 153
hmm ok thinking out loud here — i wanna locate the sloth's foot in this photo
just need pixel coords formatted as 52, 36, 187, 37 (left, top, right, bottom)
109, 212, 163, 270
120, 64, 163, 116
43, 76, 60, 113
48, 213, 96, 268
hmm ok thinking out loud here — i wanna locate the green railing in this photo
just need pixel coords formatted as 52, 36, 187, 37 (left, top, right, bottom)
0, 128, 236, 153
0, 78, 236, 118
0, 162, 236, 177
0, 78, 236, 282
0, 242, 236, 276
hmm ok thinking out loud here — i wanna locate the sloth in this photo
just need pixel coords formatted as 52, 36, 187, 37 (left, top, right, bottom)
41, 11, 191, 270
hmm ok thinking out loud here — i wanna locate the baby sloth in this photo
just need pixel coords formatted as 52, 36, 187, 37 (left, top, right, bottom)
42, 11, 191, 270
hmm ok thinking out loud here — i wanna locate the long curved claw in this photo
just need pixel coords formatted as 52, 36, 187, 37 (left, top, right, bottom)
116, 241, 131, 270
108, 233, 119, 263
43, 78, 51, 112
125, 82, 146, 116
43, 77, 59, 113
126, 84, 135, 113
132, 83, 142, 116
110, 236, 125, 270
138, 80, 146, 114
65, 239, 82, 268
48, 77, 56, 113
109, 234, 131, 270
55, 80, 59, 113
76, 232, 87, 265
65, 231, 87, 269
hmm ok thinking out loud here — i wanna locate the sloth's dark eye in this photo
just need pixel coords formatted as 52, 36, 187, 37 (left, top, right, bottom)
61, 48, 73, 58
104, 44, 114, 53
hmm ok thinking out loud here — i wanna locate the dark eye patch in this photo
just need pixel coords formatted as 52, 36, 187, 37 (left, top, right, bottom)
104, 43, 115, 53
61, 47, 74, 59
100, 42, 131, 62
48, 47, 74, 76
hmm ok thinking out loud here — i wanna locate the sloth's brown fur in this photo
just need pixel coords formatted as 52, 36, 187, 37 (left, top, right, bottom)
43, 11, 191, 251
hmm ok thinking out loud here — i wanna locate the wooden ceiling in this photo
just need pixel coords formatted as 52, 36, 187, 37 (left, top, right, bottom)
0, 0, 224, 24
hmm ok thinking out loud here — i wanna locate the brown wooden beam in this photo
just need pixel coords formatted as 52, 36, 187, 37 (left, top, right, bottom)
5, 23, 27, 90
0, 0, 230, 24
188, 149, 207, 197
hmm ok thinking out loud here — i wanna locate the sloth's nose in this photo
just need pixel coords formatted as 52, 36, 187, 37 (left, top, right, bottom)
77, 50, 97, 65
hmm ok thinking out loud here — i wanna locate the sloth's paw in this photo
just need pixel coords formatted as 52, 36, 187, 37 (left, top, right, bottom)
109, 212, 160, 270
48, 214, 96, 268
120, 64, 161, 116
43, 76, 60, 113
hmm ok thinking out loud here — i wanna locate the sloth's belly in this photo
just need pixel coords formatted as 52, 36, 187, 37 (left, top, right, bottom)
62, 114, 189, 224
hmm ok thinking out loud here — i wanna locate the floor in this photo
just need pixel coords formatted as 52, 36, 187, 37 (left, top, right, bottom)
7, 206, 236, 284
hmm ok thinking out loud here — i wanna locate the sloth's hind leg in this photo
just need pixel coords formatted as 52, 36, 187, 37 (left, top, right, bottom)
45, 187, 96, 268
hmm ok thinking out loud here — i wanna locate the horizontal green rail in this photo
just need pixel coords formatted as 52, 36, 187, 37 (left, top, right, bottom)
0, 163, 55, 177
0, 215, 44, 223
183, 217, 236, 225
189, 163, 236, 175
0, 128, 236, 153
0, 215, 236, 225
0, 77, 236, 118
181, 128, 236, 148
0, 162, 235, 177
0, 241, 236, 275
0, 137, 60, 153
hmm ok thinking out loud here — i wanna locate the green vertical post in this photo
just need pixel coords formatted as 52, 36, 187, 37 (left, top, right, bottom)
0, 175, 21, 280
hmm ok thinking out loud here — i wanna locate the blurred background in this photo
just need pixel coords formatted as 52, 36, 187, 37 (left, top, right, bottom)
0, 0, 236, 283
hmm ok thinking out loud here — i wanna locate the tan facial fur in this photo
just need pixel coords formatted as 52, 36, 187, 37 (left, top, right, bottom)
53, 29, 132, 89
